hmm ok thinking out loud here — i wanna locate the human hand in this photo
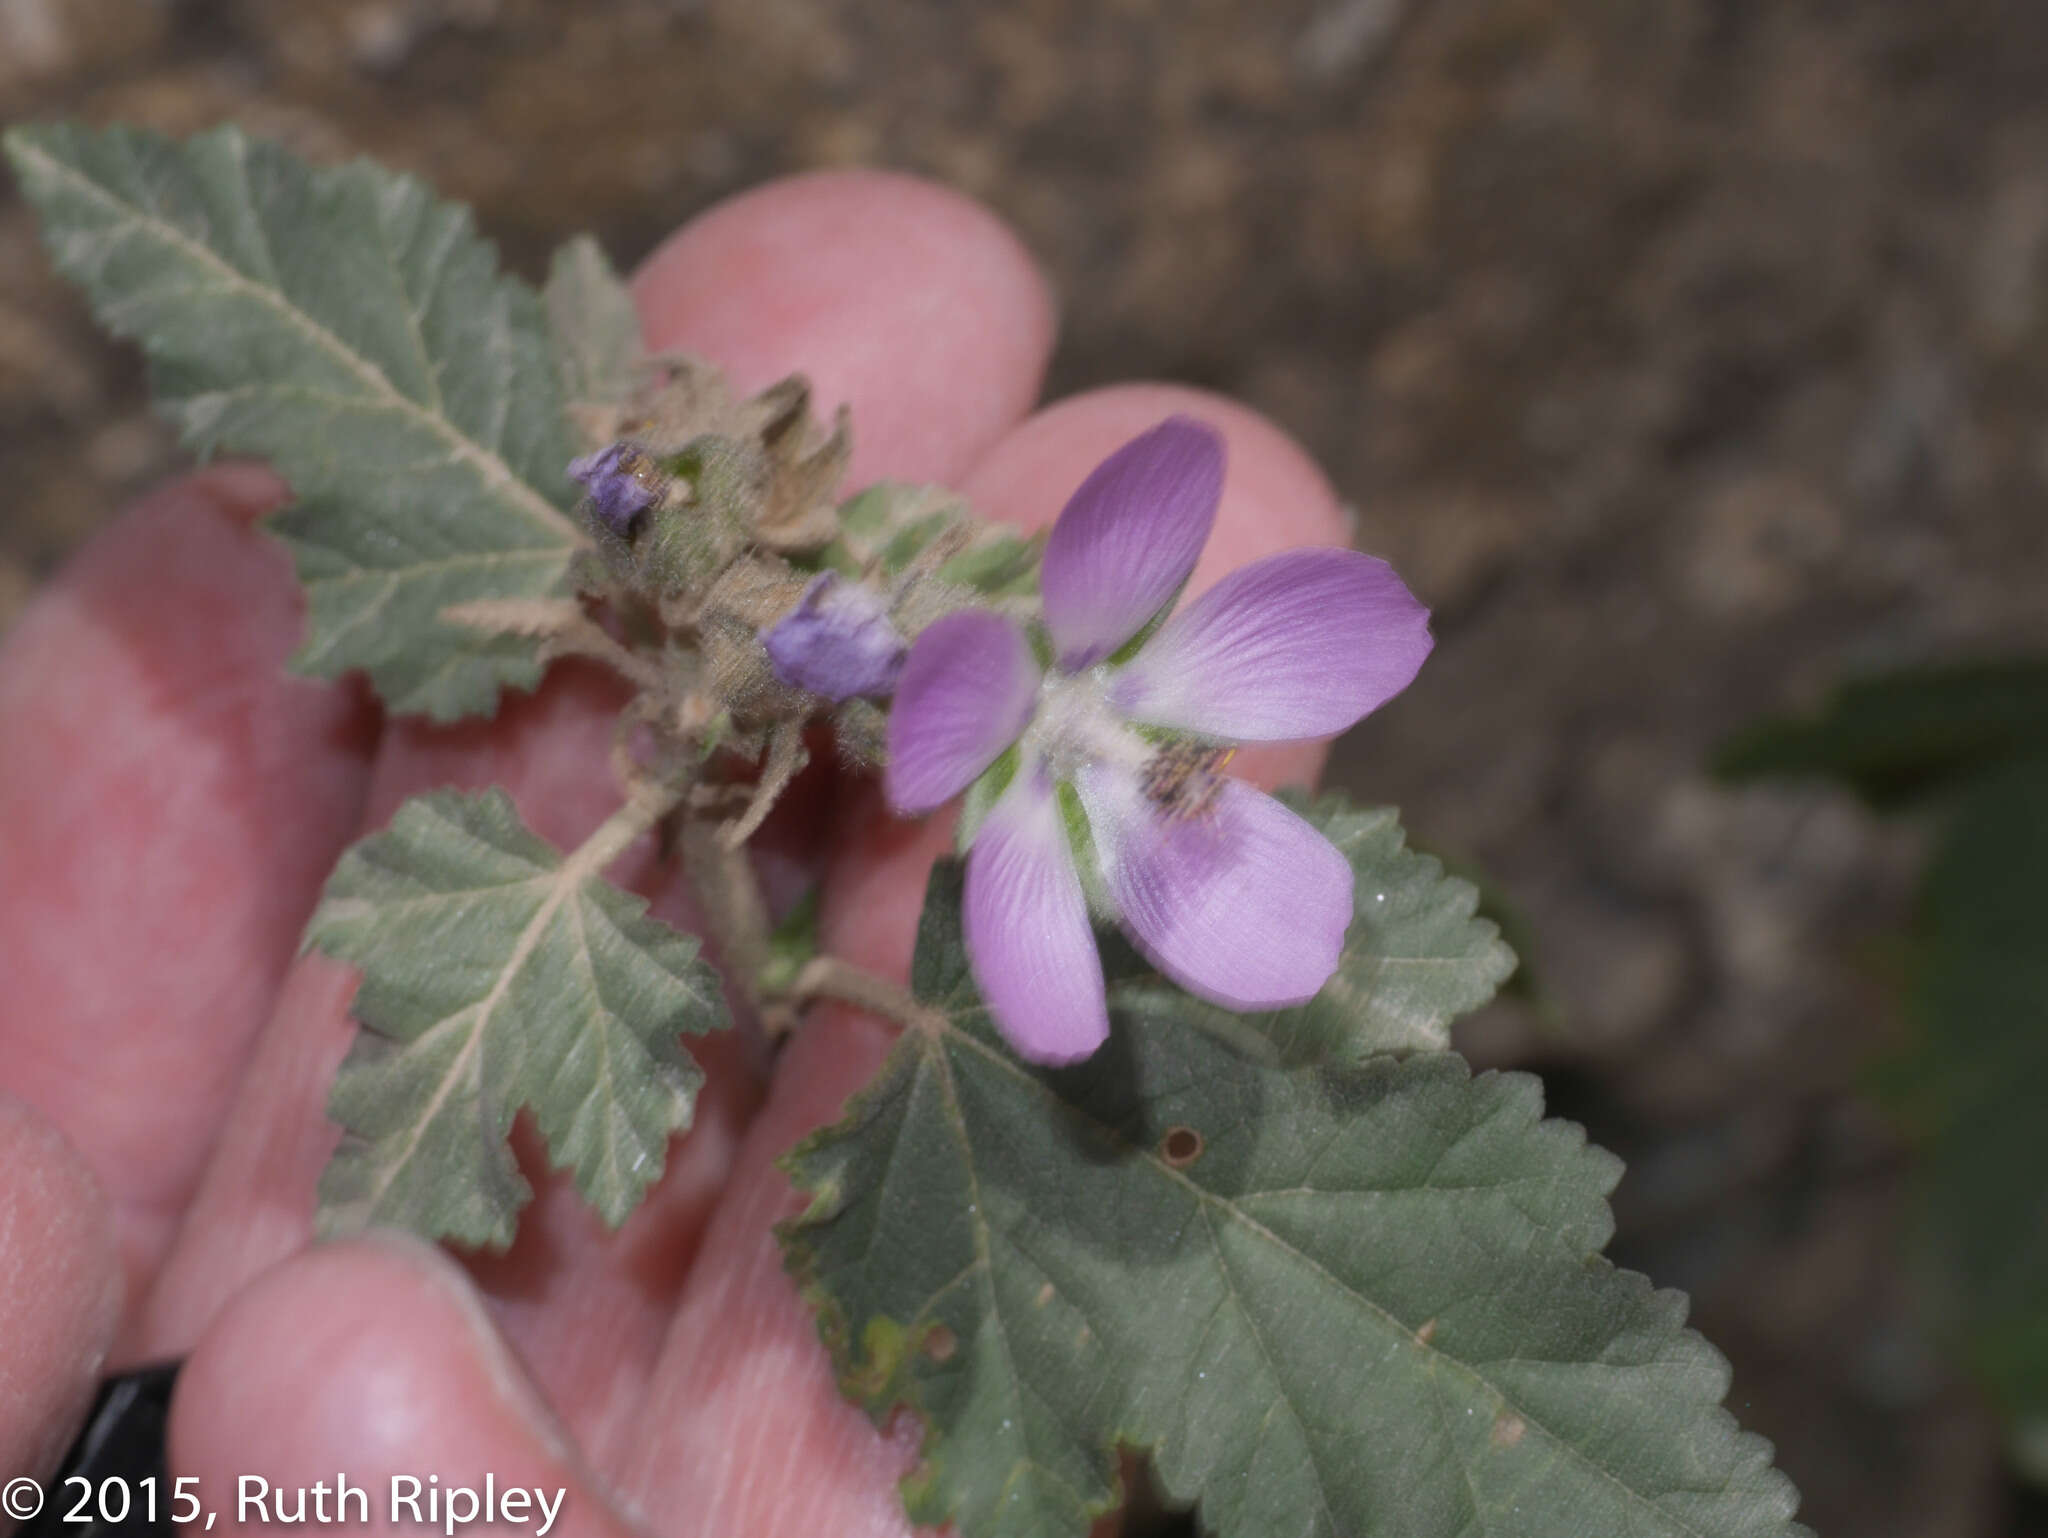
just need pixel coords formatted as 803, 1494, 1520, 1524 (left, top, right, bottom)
0, 171, 1348, 1534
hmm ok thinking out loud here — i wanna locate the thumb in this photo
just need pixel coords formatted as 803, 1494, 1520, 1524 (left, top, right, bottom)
0, 1094, 121, 1483
169, 1234, 634, 1537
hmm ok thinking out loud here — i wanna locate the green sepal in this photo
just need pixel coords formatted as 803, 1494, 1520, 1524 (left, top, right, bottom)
957, 745, 1023, 853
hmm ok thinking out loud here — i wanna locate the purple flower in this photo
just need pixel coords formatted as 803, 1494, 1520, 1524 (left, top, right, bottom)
884, 417, 1433, 1065
568, 441, 660, 533
762, 572, 909, 701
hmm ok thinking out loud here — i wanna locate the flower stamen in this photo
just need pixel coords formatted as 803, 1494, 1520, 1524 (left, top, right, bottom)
1139, 741, 1234, 820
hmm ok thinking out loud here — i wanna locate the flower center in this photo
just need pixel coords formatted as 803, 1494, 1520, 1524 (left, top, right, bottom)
1024, 669, 1146, 783
1024, 669, 1233, 820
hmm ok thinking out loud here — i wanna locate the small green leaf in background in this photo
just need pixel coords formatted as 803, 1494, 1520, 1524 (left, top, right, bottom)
1113, 795, 1516, 1063
309, 789, 727, 1248
545, 232, 644, 423
1712, 659, 2048, 809
4, 122, 586, 720
780, 859, 1807, 1538
1716, 655, 2048, 1473
1883, 758, 2048, 1456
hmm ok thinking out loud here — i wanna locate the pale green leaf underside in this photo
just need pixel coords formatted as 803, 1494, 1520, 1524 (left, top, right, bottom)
545, 233, 643, 417
781, 863, 1807, 1538
309, 789, 726, 1248
1116, 795, 1517, 1062
4, 121, 585, 720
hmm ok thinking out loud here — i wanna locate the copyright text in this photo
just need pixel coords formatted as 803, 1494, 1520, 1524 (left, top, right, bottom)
238, 1474, 566, 1534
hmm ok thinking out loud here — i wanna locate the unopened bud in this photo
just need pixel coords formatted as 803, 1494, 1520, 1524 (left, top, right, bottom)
761, 573, 908, 702
568, 441, 662, 533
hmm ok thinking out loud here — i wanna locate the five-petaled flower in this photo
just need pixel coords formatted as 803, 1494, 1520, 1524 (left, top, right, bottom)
884, 417, 1433, 1065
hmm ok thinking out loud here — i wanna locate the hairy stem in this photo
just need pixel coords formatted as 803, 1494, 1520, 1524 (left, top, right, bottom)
721, 722, 806, 849
787, 956, 947, 1036
575, 776, 686, 875
679, 813, 776, 1024
552, 612, 668, 694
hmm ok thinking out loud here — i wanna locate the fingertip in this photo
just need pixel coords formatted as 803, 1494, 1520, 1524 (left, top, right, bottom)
0, 1095, 121, 1478
173, 1234, 630, 1535
183, 460, 293, 525
632, 169, 1057, 486
958, 382, 1350, 591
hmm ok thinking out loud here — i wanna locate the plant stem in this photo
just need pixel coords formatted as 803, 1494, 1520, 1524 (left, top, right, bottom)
679, 813, 776, 1024
571, 777, 685, 878
554, 612, 668, 694
787, 956, 946, 1036
722, 722, 806, 849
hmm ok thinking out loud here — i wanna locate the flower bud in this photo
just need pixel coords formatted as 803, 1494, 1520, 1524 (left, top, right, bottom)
568, 441, 662, 533
761, 573, 908, 702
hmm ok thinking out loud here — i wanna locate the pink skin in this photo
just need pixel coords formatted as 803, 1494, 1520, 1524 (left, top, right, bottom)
0, 172, 1346, 1532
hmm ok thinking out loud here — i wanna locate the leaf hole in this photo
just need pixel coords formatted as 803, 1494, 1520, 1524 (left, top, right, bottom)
922, 1324, 958, 1363
1159, 1125, 1204, 1168
1491, 1411, 1527, 1448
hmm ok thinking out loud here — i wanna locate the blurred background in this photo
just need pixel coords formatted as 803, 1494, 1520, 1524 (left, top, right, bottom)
5, 2, 2047, 1533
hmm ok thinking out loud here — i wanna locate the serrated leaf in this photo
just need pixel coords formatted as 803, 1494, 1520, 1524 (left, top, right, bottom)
1114, 794, 1516, 1062
1884, 758, 2048, 1432
5, 121, 586, 720
1713, 658, 2048, 808
780, 862, 1806, 1538
308, 788, 726, 1247
545, 233, 643, 418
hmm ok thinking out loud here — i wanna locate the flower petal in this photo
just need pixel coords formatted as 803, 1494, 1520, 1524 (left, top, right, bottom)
1041, 416, 1223, 669
884, 610, 1041, 814
1080, 766, 1351, 1009
1109, 547, 1431, 741
965, 770, 1109, 1065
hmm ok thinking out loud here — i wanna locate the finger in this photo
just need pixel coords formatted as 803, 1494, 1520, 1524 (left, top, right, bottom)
613, 1015, 923, 1538
0, 1094, 122, 1482
633, 168, 1055, 489
140, 171, 1057, 1460
127, 669, 764, 1441
170, 1234, 635, 1538
616, 385, 1349, 1528
0, 464, 378, 1314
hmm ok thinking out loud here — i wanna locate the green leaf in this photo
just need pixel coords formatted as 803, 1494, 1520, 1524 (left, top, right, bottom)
1883, 758, 2048, 1432
545, 233, 643, 420
1712, 658, 2048, 808
5, 121, 586, 720
308, 788, 726, 1247
1114, 795, 1516, 1062
831, 481, 1042, 597
780, 862, 1806, 1538
758, 884, 823, 999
